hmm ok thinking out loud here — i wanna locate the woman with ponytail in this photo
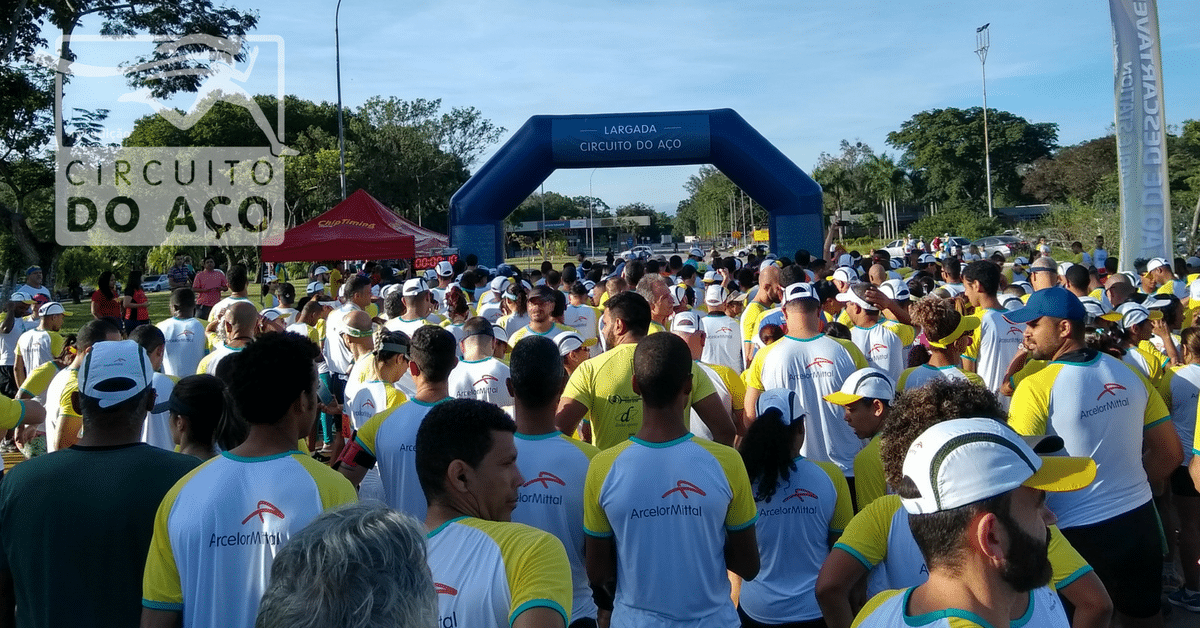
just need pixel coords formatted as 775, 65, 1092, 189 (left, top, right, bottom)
895, 298, 984, 393
736, 388, 853, 628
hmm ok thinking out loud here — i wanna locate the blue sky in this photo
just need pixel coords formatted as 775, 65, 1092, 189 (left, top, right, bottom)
52, 0, 1200, 215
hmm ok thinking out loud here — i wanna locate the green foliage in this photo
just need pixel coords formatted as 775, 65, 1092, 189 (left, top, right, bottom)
906, 208, 1002, 241
677, 166, 766, 239
56, 247, 111, 287
1018, 203, 1118, 252
887, 107, 1057, 209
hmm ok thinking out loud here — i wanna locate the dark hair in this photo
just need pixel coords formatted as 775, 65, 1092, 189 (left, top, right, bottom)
1064, 265, 1090, 293
98, 270, 116, 300
824, 321, 851, 340
171, 287, 196, 311
550, 289, 566, 318
384, 291, 404, 318
739, 405, 803, 502
170, 374, 226, 449
228, 264, 249, 292
942, 258, 962, 282
123, 270, 143, 298
963, 260, 1000, 295
759, 324, 784, 344
605, 291, 651, 338
625, 259, 646, 287
510, 336, 564, 409
373, 328, 411, 364
415, 399, 516, 502
633, 332, 693, 409
226, 332, 319, 425
78, 318, 121, 350
278, 282, 296, 305
129, 323, 165, 354
410, 326, 457, 383
348, 275, 371, 298
465, 253, 478, 267
678, 265, 696, 280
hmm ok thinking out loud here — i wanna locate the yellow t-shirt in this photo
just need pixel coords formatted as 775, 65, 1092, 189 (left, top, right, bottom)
18, 360, 60, 401
852, 436, 885, 511
561, 343, 717, 450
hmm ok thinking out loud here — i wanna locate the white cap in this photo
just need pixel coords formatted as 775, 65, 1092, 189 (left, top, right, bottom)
261, 308, 284, 321
1190, 279, 1200, 302
999, 294, 1024, 311
312, 266, 329, 276
554, 331, 585, 355
490, 276, 512, 293
755, 388, 805, 426
1143, 293, 1172, 310
824, 368, 895, 405
423, 269, 437, 282
689, 247, 703, 258
1146, 257, 1170, 273
836, 285, 876, 312
668, 284, 689, 307
1078, 297, 1109, 322
783, 282, 817, 303
264, 274, 278, 283
832, 267, 858, 285
1012, 281, 1033, 295
759, 259, 781, 272
1013, 256, 1029, 267
38, 302, 69, 317
670, 310, 703, 334
381, 283, 402, 299
436, 260, 454, 277
918, 253, 936, 265
900, 418, 1095, 515
402, 278, 428, 297
705, 284, 729, 306
889, 258, 902, 269
9, 292, 32, 304
1057, 262, 1075, 276
702, 270, 719, 284
880, 278, 910, 302
582, 280, 596, 291
1102, 301, 1161, 329
1187, 256, 1200, 269
78, 339, 153, 409
837, 253, 853, 268
491, 324, 509, 344
306, 281, 325, 295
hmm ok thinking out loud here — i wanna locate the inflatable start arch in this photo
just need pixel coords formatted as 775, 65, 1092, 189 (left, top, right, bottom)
449, 109, 823, 266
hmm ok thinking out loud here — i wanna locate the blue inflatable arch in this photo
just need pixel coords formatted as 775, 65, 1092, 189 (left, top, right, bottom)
449, 108, 823, 267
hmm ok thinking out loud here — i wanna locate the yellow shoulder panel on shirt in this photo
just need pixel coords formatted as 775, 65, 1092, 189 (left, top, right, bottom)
289, 452, 358, 509
693, 438, 758, 530
745, 337, 784, 391
457, 518, 573, 626
559, 433, 600, 460
354, 407, 392, 456
143, 456, 221, 610
0, 398, 26, 430
583, 440, 634, 537
18, 361, 58, 398
1048, 525, 1091, 591
816, 460, 854, 532
706, 362, 746, 412
851, 589, 905, 628
965, 372, 985, 387
688, 360, 717, 404
833, 494, 902, 569
833, 336, 869, 369
1008, 362, 1065, 436
851, 438, 886, 512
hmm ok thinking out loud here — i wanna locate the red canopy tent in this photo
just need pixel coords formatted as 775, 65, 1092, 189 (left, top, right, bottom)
262, 189, 435, 262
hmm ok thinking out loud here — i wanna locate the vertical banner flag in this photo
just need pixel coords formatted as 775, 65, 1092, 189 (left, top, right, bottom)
1109, 0, 1171, 270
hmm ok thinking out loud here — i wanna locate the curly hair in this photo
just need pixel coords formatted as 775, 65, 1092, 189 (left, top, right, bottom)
739, 406, 804, 503
909, 297, 960, 344
879, 378, 1005, 492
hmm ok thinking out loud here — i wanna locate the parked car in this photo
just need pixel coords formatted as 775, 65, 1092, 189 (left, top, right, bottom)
971, 235, 1030, 257
880, 239, 908, 258
141, 274, 170, 292
617, 245, 652, 259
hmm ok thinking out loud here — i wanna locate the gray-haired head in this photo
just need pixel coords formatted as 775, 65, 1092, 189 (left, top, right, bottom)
255, 503, 435, 628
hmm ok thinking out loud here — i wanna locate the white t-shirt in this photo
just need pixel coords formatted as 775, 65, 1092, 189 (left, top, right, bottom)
141, 372, 176, 450
141, 452, 357, 628
16, 328, 54, 374
355, 397, 451, 519
700, 313, 743, 372
849, 322, 904, 383
0, 317, 33, 367
198, 343, 243, 376
157, 317, 209, 377
21, 285, 50, 303
963, 308, 1026, 399
206, 295, 256, 323
383, 316, 431, 339
746, 334, 868, 474
689, 362, 730, 441
322, 303, 360, 376
1168, 363, 1200, 467
475, 300, 504, 325
512, 431, 600, 623
855, 586, 1068, 628
447, 357, 513, 408
563, 305, 600, 358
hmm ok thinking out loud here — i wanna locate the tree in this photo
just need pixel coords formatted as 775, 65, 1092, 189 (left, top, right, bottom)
681, 166, 766, 240
887, 107, 1057, 209
811, 140, 878, 223
1022, 136, 1117, 205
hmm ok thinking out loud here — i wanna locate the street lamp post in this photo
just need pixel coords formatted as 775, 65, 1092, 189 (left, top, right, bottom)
589, 169, 597, 255
335, 0, 347, 200
976, 23, 994, 218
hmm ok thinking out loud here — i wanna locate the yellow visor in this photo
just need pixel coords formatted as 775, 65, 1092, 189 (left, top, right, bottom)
927, 315, 981, 349
1024, 455, 1097, 494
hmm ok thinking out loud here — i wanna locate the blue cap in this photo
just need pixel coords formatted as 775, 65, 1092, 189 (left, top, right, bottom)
1003, 286, 1085, 324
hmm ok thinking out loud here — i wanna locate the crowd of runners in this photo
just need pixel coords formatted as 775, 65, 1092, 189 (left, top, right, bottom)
0, 237, 1195, 628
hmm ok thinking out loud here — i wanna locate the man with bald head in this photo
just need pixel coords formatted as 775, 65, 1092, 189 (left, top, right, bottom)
742, 264, 780, 364
1029, 257, 1059, 293
867, 264, 888, 287
197, 301, 257, 375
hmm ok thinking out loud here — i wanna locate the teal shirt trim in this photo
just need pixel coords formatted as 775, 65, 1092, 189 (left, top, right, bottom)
515, 431, 562, 441
630, 433, 693, 449
1055, 565, 1093, 591
142, 599, 183, 611
726, 514, 758, 531
583, 526, 613, 538
510, 599, 568, 628
900, 587, 999, 628
412, 396, 453, 407
426, 515, 469, 539
833, 542, 874, 570
220, 450, 301, 463
785, 333, 825, 343
1144, 416, 1170, 430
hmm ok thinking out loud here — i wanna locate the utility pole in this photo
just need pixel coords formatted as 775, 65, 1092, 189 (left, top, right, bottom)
976, 23, 994, 217
335, 0, 347, 200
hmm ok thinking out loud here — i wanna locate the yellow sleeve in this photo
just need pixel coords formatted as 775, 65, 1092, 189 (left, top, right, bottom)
1048, 525, 1092, 591
711, 364, 745, 412
962, 328, 981, 362
851, 589, 905, 628
832, 495, 900, 569
886, 323, 916, 347
817, 461, 854, 533
583, 447, 620, 537
499, 525, 573, 626
1138, 340, 1170, 370
195, 352, 212, 375
292, 453, 358, 508
18, 362, 58, 398
689, 361, 717, 405
851, 438, 886, 512
58, 371, 80, 420
834, 337, 869, 369
142, 462, 213, 610
697, 440, 758, 530
353, 409, 388, 458
1007, 365, 1058, 435
1138, 368, 1171, 429
1011, 359, 1047, 390
740, 305, 760, 345
1155, 367, 1174, 408
744, 340, 779, 391
0, 398, 27, 430
965, 372, 986, 387
895, 367, 913, 393
49, 331, 64, 358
